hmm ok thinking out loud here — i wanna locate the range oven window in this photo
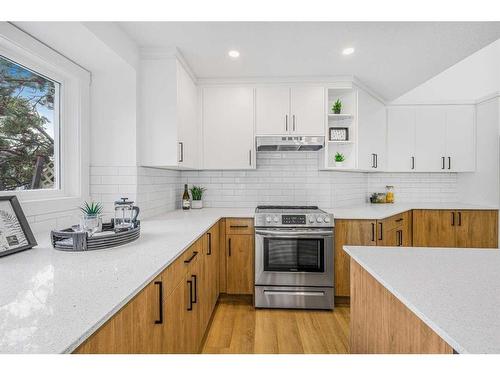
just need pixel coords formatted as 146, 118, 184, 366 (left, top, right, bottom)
263, 237, 324, 272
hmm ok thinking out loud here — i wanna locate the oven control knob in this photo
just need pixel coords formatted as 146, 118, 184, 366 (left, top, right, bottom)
273, 216, 279, 223
324, 216, 331, 223
265, 216, 272, 223
308, 216, 315, 223
316, 216, 323, 223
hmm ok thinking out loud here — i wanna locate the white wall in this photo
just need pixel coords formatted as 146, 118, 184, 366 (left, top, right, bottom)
393, 39, 500, 104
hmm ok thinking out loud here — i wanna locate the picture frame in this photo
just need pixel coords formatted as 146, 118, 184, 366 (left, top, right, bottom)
0, 196, 37, 257
329, 127, 349, 141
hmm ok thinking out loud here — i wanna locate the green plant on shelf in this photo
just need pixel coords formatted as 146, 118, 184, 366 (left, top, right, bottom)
332, 99, 342, 114
334, 152, 345, 162
189, 185, 206, 201
80, 201, 103, 216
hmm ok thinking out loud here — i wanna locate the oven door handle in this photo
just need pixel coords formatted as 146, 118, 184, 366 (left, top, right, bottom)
255, 229, 333, 237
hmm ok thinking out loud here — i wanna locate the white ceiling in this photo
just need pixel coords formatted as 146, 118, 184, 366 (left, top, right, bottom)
118, 22, 500, 101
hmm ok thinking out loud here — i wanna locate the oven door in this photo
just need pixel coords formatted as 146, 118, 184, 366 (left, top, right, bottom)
255, 228, 333, 287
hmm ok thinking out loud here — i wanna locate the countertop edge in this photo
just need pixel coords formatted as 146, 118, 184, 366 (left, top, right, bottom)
343, 245, 466, 354
63, 213, 244, 354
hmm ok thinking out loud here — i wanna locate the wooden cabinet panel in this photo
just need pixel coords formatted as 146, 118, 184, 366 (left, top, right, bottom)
377, 211, 412, 247
74, 276, 163, 354
455, 210, 498, 248
225, 218, 254, 235
412, 210, 457, 247
334, 219, 377, 297
226, 234, 254, 294
350, 259, 453, 354
163, 238, 202, 297
201, 222, 220, 333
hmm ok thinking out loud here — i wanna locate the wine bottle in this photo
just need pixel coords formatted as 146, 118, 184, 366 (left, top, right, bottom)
182, 184, 191, 210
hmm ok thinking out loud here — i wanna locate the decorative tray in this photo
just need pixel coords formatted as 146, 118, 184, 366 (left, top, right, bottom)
51, 221, 140, 251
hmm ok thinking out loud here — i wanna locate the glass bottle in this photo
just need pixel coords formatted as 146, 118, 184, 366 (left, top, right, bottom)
182, 184, 191, 210
385, 185, 395, 203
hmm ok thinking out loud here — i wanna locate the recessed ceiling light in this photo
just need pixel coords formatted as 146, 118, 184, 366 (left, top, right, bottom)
228, 50, 240, 59
342, 47, 355, 56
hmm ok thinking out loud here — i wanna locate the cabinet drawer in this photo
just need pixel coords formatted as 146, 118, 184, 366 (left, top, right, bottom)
225, 218, 254, 235
380, 212, 407, 232
162, 237, 203, 297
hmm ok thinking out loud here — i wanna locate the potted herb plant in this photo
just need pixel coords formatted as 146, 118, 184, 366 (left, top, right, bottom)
332, 99, 342, 114
79, 201, 103, 235
334, 152, 345, 167
190, 186, 206, 209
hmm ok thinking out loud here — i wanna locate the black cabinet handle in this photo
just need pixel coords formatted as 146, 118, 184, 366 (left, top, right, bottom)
451, 212, 455, 226
375, 154, 378, 169
154, 281, 163, 324
184, 251, 198, 264
371, 223, 375, 242
230, 225, 249, 228
411, 156, 415, 170
178, 142, 184, 163
371, 153, 376, 168
397, 230, 403, 246
441, 156, 445, 170
207, 232, 212, 255
187, 280, 193, 311
228, 238, 232, 256
378, 222, 383, 241
458, 212, 462, 226
448, 157, 451, 170
191, 275, 197, 304
395, 218, 403, 223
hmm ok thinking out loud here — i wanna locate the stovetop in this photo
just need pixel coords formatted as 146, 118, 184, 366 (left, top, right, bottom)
254, 205, 334, 228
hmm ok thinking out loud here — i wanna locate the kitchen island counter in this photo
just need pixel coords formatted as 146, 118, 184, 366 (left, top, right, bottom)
344, 245, 500, 354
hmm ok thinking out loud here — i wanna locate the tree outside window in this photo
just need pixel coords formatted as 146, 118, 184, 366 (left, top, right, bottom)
0, 55, 59, 191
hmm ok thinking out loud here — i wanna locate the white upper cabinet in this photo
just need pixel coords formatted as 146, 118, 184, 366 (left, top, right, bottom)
357, 89, 387, 171
415, 106, 447, 172
290, 87, 325, 136
387, 107, 416, 171
139, 57, 198, 169
255, 86, 325, 136
387, 105, 475, 172
445, 105, 475, 172
255, 87, 290, 135
202, 87, 255, 169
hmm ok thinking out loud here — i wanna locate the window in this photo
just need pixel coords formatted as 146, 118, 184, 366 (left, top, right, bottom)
0, 55, 60, 191
0, 22, 90, 217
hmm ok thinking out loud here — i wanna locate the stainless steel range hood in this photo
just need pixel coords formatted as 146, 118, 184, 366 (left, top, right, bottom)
256, 136, 325, 152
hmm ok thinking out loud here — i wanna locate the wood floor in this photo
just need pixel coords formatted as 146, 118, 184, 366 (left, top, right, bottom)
201, 296, 350, 354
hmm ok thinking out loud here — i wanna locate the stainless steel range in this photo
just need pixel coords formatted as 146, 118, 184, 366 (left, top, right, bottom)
254, 205, 334, 310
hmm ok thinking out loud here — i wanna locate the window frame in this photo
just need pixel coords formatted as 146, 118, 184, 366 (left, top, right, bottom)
0, 23, 90, 217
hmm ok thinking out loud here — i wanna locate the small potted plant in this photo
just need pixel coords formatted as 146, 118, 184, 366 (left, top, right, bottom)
332, 99, 342, 114
334, 152, 345, 167
79, 201, 103, 235
190, 186, 206, 209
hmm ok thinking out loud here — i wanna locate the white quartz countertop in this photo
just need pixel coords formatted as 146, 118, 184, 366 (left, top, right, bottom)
344, 245, 500, 354
0, 208, 253, 354
327, 202, 498, 220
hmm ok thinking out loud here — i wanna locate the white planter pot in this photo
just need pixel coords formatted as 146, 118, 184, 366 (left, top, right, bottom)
335, 161, 344, 168
192, 200, 203, 209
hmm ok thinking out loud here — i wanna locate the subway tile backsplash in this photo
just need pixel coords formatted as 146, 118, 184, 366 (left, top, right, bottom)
86, 152, 458, 221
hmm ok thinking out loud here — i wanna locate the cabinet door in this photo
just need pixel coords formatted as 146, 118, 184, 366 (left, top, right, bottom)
387, 107, 416, 171
164, 278, 189, 353
445, 105, 475, 172
226, 234, 254, 294
202, 87, 255, 169
290, 87, 325, 135
357, 89, 387, 170
255, 87, 290, 135
415, 106, 446, 171
334, 220, 377, 297
455, 210, 498, 248
74, 277, 164, 354
201, 223, 220, 333
177, 62, 199, 168
412, 210, 456, 247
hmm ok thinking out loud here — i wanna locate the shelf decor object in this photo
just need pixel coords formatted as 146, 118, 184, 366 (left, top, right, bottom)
334, 152, 346, 167
51, 220, 141, 251
332, 98, 342, 114
0, 196, 37, 257
329, 127, 349, 141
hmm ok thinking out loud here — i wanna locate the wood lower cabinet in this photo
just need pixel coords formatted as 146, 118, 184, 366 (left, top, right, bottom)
334, 219, 377, 297
377, 211, 412, 247
226, 234, 254, 294
413, 209, 498, 248
201, 222, 220, 334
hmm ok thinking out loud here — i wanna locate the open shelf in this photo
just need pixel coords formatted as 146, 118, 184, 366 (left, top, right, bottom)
328, 113, 353, 120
